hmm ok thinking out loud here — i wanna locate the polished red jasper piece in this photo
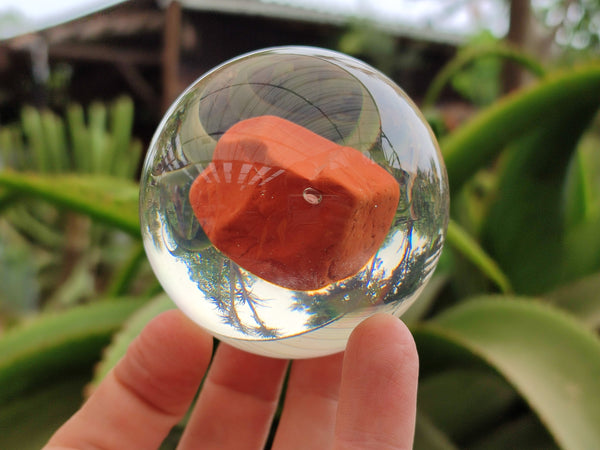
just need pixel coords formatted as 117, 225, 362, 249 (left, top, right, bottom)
189, 115, 399, 290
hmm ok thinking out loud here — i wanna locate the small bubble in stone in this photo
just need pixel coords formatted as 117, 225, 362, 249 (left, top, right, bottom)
303, 187, 322, 205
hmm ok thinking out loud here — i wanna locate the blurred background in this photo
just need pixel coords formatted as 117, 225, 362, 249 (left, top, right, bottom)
1, 0, 597, 140
1, 1, 600, 449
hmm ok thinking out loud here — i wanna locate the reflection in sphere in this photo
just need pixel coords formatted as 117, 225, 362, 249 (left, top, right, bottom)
140, 46, 449, 358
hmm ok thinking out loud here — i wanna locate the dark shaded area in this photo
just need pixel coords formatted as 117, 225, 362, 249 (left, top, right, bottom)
0, 1, 456, 144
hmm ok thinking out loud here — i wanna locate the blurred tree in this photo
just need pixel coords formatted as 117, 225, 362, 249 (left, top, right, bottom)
534, 0, 600, 50
451, 31, 504, 105
337, 19, 397, 75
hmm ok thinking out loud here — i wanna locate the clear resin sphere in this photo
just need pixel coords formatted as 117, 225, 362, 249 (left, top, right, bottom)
140, 46, 449, 358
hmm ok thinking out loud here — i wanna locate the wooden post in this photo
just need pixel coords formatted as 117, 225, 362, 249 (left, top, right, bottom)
162, 0, 181, 113
503, 0, 531, 93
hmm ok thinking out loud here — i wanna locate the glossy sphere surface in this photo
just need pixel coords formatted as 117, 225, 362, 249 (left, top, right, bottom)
140, 46, 449, 358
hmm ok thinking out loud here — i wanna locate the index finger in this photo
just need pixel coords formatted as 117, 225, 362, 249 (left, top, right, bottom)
45, 309, 213, 450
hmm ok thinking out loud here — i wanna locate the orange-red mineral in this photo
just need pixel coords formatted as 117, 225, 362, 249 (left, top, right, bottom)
189, 115, 399, 290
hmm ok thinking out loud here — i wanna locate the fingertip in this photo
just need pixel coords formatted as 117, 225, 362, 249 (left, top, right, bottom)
348, 313, 419, 375
335, 314, 419, 449
140, 309, 213, 364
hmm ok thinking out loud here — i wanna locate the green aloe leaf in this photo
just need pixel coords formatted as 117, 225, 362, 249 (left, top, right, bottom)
561, 133, 600, 279
105, 243, 148, 297
67, 102, 90, 173
562, 138, 594, 230
546, 272, 600, 330
402, 274, 448, 324
423, 42, 546, 108
441, 64, 600, 194
414, 412, 458, 450
0, 375, 89, 450
418, 369, 518, 444
0, 187, 19, 213
0, 223, 40, 313
469, 414, 559, 450
481, 101, 599, 293
40, 109, 68, 173
108, 96, 140, 178
0, 298, 146, 405
0, 171, 140, 237
446, 220, 512, 293
89, 101, 109, 174
21, 106, 47, 172
413, 298, 600, 450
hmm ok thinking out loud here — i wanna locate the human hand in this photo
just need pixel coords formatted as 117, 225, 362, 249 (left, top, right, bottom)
44, 311, 418, 449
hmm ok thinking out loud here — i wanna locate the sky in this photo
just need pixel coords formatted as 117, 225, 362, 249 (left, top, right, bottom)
266, 0, 507, 36
0, 0, 508, 40
0, 0, 126, 38
0, 0, 124, 20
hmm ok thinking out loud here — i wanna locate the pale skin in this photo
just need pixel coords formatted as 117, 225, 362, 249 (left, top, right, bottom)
44, 311, 419, 449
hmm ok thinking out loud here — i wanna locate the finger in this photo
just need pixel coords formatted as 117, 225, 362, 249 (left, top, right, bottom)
334, 314, 419, 450
272, 352, 343, 449
45, 310, 213, 450
179, 343, 288, 450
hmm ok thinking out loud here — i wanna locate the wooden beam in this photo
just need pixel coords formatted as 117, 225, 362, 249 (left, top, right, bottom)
48, 43, 161, 66
116, 62, 160, 111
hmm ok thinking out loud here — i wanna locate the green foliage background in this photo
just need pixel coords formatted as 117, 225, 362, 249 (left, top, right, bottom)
1, 41, 600, 450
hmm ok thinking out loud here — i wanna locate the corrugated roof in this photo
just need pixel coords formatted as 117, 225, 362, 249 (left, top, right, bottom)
167, 0, 463, 45
165, 0, 345, 24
